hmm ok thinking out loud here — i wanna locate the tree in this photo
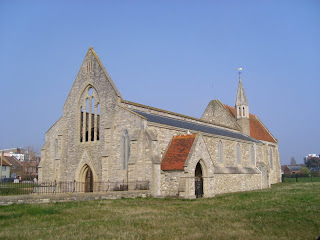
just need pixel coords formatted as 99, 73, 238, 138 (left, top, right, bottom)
22, 145, 41, 180
290, 157, 297, 166
300, 167, 310, 176
305, 157, 320, 168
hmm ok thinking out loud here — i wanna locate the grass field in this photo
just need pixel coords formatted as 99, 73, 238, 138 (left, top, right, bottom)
0, 183, 36, 196
0, 182, 319, 240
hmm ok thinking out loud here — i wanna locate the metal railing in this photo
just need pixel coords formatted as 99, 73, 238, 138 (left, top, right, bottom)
282, 175, 320, 183
0, 180, 149, 196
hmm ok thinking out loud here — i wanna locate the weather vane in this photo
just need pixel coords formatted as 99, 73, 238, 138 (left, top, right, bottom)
238, 67, 242, 80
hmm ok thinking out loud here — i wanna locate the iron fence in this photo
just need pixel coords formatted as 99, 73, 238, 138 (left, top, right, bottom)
282, 175, 320, 183
0, 180, 149, 196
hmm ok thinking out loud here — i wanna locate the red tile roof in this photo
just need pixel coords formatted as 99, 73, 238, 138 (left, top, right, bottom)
0, 157, 11, 166
161, 134, 196, 171
224, 105, 276, 143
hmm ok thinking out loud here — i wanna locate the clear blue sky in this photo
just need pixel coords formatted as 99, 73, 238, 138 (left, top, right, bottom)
1, 1, 319, 164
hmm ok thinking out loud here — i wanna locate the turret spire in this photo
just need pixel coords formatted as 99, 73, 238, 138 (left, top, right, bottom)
235, 68, 248, 106
235, 68, 250, 136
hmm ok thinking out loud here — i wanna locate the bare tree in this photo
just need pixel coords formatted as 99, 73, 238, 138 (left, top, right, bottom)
22, 145, 41, 180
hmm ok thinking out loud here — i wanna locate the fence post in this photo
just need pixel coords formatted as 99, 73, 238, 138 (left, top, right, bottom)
295, 174, 298, 182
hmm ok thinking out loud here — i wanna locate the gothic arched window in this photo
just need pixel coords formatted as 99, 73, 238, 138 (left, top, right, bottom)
122, 130, 130, 170
218, 141, 223, 164
251, 145, 255, 165
270, 148, 273, 169
237, 144, 241, 164
79, 86, 100, 143
53, 138, 58, 158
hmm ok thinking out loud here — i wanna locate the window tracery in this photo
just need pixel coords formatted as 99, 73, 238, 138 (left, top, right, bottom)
79, 86, 100, 143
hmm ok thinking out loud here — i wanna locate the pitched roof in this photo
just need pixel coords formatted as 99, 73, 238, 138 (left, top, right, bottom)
88, 47, 122, 99
224, 105, 276, 143
287, 165, 301, 171
0, 157, 11, 166
161, 134, 196, 171
5, 156, 23, 167
132, 109, 259, 143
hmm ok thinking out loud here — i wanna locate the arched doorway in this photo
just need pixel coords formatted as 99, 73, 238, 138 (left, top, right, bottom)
195, 162, 203, 198
84, 166, 93, 192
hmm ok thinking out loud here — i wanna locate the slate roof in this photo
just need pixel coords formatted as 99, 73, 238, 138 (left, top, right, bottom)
161, 134, 196, 171
287, 165, 301, 171
224, 105, 276, 143
132, 109, 260, 143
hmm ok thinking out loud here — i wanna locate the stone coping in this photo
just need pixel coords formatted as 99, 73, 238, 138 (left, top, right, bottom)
0, 190, 150, 206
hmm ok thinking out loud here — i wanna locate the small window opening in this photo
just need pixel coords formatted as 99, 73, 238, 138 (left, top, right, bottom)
97, 103, 100, 140
251, 145, 255, 165
237, 144, 241, 164
80, 107, 83, 142
270, 149, 273, 169
85, 98, 89, 142
218, 141, 223, 164
122, 130, 130, 170
88, 88, 93, 96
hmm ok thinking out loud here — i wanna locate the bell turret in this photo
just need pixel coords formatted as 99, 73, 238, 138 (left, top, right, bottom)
235, 68, 250, 135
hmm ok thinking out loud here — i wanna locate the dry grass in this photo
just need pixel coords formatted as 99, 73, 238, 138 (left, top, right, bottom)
0, 182, 320, 240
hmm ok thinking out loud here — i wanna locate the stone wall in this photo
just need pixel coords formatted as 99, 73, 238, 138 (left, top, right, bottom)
214, 173, 261, 195
201, 100, 240, 130
0, 191, 150, 206
160, 171, 184, 197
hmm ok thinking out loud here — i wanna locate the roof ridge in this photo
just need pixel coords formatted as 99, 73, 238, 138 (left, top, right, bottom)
122, 100, 238, 131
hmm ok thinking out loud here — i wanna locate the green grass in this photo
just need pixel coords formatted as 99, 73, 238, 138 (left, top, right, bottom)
0, 182, 320, 240
0, 183, 36, 196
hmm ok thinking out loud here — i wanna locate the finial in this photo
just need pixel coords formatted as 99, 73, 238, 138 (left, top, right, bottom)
238, 68, 242, 80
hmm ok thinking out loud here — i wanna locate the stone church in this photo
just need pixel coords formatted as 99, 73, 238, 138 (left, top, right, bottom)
38, 47, 281, 198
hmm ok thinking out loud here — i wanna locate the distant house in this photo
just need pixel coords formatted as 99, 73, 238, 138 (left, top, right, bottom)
1, 148, 40, 180
0, 157, 11, 179
3, 148, 29, 162
4, 156, 23, 178
282, 165, 301, 175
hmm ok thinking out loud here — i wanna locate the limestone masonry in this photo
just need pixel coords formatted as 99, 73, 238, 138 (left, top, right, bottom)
38, 47, 281, 198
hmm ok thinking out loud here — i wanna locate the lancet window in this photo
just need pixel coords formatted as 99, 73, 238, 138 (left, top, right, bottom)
53, 138, 58, 158
251, 145, 255, 165
79, 86, 100, 143
237, 144, 241, 164
269, 148, 273, 169
218, 141, 223, 164
122, 130, 130, 170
